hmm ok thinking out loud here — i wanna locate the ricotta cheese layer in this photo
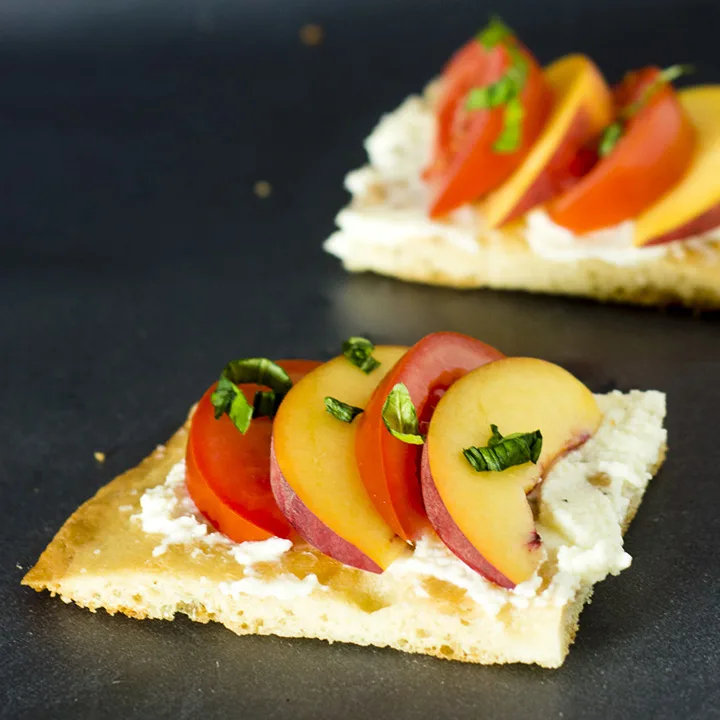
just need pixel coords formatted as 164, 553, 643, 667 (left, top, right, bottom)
133, 462, 321, 600
326, 93, 720, 266
134, 390, 667, 616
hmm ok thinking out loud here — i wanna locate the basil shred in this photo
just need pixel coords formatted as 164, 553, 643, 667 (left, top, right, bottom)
463, 424, 543, 472
381, 383, 425, 445
324, 396, 364, 423
342, 336, 381, 374
211, 358, 293, 434
465, 17, 529, 153
597, 64, 694, 158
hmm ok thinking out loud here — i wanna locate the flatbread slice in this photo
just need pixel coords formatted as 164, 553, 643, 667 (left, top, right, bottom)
23, 390, 667, 668
324, 95, 720, 309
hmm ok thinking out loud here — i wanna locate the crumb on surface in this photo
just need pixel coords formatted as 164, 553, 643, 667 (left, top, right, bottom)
253, 181, 272, 198
299, 23, 323, 46
94, 451, 106, 464
16, 563, 22, 570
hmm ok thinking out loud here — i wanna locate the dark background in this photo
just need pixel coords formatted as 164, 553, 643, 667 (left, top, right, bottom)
2, 1, 720, 718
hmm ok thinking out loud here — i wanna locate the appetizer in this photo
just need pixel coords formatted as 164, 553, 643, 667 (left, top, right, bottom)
325, 18, 720, 308
23, 333, 667, 667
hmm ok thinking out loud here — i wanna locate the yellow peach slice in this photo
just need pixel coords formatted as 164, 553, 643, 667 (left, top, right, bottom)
483, 54, 613, 228
634, 86, 720, 246
424, 357, 602, 587
271, 346, 409, 571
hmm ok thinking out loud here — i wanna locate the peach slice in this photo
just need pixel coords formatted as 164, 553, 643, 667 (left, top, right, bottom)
271, 346, 409, 572
483, 54, 613, 228
422, 357, 602, 587
634, 86, 720, 246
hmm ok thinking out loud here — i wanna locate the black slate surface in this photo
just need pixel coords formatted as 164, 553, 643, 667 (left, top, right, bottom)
2, 1, 720, 718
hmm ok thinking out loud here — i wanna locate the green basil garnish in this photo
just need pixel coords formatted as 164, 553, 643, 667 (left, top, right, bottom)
342, 336, 381, 374
465, 76, 514, 111
381, 383, 425, 445
597, 121, 624, 157
211, 358, 293, 433
624, 64, 694, 119
493, 95, 525, 153
476, 15, 513, 50
463, 424, 543, 472
466, 18, 529, 153
211, 375, 254, 434
252, 390, 277, 418
222, 358, 293, 395
324, 397, 364, 423
597, 64, 694, 158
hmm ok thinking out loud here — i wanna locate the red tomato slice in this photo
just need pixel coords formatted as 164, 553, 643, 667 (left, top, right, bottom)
355, 332, 504, 541
425, 35, 553, 218
186, 359, 320, 543
548, 67, 695, 234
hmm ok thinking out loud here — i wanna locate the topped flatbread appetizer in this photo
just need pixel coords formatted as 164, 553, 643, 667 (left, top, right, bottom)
24, 333, 667, 667
325, 18, 720, 308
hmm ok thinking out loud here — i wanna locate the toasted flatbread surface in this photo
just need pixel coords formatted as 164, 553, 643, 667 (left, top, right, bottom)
23, 397, 666, 668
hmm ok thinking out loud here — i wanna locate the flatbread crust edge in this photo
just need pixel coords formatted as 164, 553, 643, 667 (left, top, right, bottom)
325, 221, 720, 309
22, 411, 667, 668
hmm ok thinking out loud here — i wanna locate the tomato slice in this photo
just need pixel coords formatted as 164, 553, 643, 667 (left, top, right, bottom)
425, 31, 553, 218
186, 359, 321, 543
547, 67, 695, 234
355, 332, 504, 541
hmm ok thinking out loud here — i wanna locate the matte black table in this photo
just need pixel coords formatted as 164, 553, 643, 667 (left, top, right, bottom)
2, 1, 719, 717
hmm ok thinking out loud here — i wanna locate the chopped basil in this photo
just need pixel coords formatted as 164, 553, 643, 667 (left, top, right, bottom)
493, 96, 525, 153
598, 121, 624, 157
211, 375, 254, 434
598, 64, 694, 158
505, 44, 529, 86
252, 390, 277, 418
476, 16, 513, 50
465, 22, 529, 153
342, 336, 381, 374
466, 76, 514, 110
660, 63, 694, 84
381, 383, 425, 445
324, 396, 364, 423
624, 63, 694, 119
222, 358, 293, 395
211, 357, 293, 433
463, 424, 543, 472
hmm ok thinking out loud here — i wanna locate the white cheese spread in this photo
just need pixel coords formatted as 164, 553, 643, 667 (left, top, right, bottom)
133, 463, 320, 599
525, 209, 720, 266
364, 96, 435, 188
388, 390, 666, 610
524, 211, 666, 266
134, 460, 233, 557
134, 390, 666, 614
327, 93, 720, 266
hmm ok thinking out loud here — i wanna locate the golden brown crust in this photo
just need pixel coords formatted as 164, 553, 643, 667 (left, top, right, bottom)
23, 411, 667, 668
